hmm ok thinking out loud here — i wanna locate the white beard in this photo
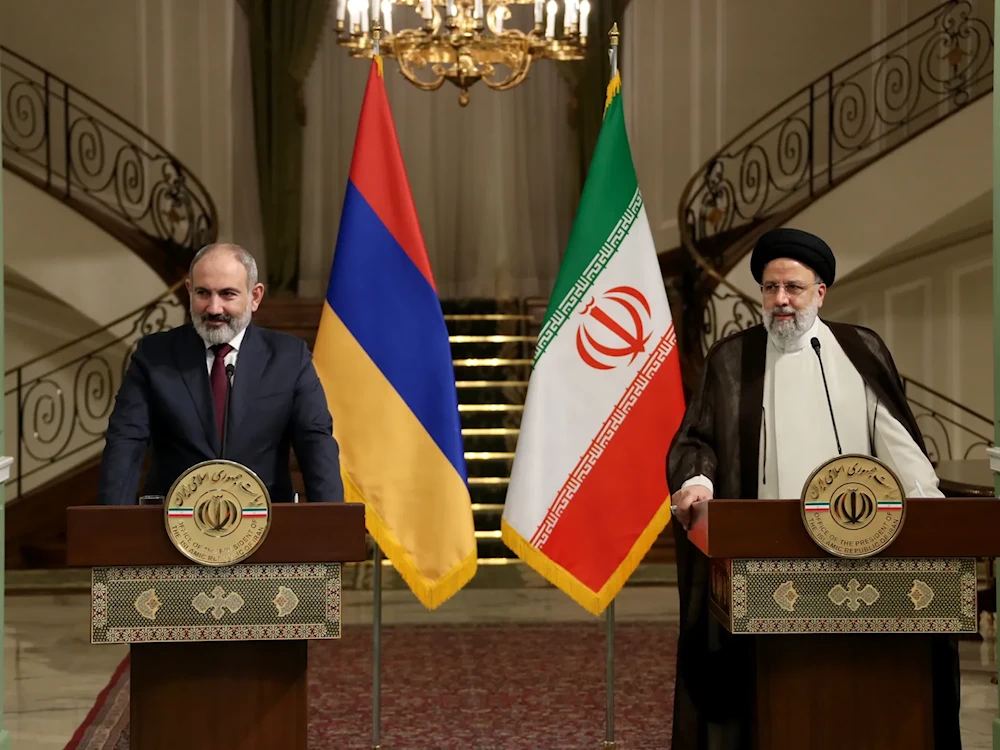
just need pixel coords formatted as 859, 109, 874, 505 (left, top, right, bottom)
191, 305, 252, 346
764, 300, 819, 341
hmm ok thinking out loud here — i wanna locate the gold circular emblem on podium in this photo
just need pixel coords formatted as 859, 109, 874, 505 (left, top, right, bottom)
164, 460, 272, 566
799, 454, 906, 558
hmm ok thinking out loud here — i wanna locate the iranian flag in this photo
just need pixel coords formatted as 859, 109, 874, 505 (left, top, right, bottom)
501, 73, 686, 616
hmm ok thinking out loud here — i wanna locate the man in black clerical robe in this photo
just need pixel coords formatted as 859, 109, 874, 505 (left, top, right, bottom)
666, 228, 962, 750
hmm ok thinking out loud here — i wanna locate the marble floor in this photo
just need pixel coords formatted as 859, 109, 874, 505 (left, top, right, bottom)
2, 564, 998, 749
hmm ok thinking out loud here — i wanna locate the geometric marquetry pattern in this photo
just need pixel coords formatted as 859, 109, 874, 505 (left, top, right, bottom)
90, 563, 341, 643
710, 557, 977, 635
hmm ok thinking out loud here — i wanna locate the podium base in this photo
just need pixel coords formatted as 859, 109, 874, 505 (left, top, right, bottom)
130, 640, 307, 750
756, 634, 933, 750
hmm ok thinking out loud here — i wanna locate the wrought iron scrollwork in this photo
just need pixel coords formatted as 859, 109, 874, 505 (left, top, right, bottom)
700, 290, 763, 355
0, 45, 220, 500
5, 292, 187, 498
0, 46, 217, 253
669, 2, 995, 469
676, 1, 994, 383
904, 380, 994, 462
681, 2, 993, 258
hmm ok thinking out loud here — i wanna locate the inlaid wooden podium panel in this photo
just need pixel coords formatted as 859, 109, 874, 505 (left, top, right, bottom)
67, 503, 367, 750
687, 497, 1000, 750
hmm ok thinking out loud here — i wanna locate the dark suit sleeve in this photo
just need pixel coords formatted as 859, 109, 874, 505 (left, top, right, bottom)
291, 341, 345, 503
96, 338, 152, 505
666, 348, 719, 494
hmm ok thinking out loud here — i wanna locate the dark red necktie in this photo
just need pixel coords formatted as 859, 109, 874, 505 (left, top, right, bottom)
210, 343, 233, 442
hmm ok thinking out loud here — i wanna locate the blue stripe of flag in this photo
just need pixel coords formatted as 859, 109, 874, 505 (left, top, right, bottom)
327, 181, 467, 482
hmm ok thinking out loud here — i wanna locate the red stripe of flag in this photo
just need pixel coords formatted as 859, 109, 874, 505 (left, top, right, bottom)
347, 61, 435, 291
536, 350, 684, 593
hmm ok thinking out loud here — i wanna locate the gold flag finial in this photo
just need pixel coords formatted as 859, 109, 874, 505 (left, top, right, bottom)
610, 23, 619, 47
372, 20, 384, 76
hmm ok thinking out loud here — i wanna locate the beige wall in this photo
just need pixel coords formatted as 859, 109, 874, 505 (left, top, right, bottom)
823, 232, 992, 460
623, 0, 957, 251
5, 277, 104, 370
3, 169, 167, 326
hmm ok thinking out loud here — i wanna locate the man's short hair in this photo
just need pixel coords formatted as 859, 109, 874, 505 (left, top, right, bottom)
189, 243, 259, 292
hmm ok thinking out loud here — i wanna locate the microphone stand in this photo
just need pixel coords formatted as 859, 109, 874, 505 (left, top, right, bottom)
221, 363, 235, 459
811, 337, 843, 454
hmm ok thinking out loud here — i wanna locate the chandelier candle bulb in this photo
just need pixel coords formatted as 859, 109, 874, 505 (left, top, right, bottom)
534, 0, 544, 25
474, 0, 484, 20
447, 0, 457, 18
422, 0, 432, 19
382, 0, 393, 33
546, 0, 557, 37
494, 5, 504, 33
579, 0, 590, 38
336, 0, 348, 24
564, 0, 577, 33
371, 0, 380, 23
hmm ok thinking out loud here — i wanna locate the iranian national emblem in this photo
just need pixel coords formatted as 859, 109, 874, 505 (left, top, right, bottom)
576, 286, 653, 371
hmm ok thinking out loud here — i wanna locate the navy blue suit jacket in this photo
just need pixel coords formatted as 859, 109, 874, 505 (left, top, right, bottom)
96, 322, 344, 505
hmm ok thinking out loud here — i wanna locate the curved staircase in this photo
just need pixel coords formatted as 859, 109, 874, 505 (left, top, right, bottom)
1, 46, 218, 566
667, 0, 996, 496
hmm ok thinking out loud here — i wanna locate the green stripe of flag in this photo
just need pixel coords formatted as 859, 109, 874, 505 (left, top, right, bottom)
533, 92, 641, 365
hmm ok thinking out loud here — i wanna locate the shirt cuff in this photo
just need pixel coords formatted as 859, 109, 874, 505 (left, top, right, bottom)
681, 475, 714, 495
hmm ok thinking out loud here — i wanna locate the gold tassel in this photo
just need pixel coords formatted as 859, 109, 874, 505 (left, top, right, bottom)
603, 71, 622, 118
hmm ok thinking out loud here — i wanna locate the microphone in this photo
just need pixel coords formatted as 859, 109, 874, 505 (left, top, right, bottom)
811, 337, 843, 455
221, 363, 235, 459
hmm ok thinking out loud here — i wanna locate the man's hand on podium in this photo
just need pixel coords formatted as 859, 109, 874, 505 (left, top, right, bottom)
671, 485, 713, 531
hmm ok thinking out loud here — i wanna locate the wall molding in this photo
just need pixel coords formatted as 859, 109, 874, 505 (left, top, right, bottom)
884, 277, 932, 383
949, 257, 993, 420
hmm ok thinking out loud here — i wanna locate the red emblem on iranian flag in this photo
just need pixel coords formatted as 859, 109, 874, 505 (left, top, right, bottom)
575, 286, 653, 370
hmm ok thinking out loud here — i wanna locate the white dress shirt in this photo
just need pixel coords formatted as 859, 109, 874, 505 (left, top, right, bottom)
204, 326, 246, 380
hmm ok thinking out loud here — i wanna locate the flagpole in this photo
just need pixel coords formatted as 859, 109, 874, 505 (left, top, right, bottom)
372, 540, 383, 750
609, 22, 619, 78
370, 21, 384, 750
604, 598, 617, 749
602, 25, 620, 750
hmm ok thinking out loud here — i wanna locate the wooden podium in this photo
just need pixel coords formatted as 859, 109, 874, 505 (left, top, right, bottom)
67, 504, 367, 750
689, 497, 1000, 750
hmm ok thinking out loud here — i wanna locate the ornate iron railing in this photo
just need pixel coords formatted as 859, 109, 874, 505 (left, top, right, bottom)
664, 1, 996, 480
3, 287, 188, 499
678, 0, 994, 363
1, 46, 219, 500
1, 46, 217, 254
902, 376, 993, 462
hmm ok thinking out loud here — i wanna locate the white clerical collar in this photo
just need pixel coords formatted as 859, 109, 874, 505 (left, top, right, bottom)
767, 314, 821, 354
203, 325, 248, 352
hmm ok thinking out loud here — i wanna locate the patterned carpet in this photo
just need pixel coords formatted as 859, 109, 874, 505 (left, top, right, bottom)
68, 622, 676, 749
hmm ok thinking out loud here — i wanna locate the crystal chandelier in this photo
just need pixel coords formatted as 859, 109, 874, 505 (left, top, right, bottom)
335, 0, 590, 105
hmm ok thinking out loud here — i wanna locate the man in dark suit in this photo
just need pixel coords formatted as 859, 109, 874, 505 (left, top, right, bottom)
97, 242, 344, 505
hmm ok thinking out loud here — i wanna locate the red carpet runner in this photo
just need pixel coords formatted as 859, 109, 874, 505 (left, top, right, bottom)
68, 622, 676, 749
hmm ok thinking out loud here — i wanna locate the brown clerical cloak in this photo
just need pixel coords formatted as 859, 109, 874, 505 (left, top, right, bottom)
666, 320, 962, 750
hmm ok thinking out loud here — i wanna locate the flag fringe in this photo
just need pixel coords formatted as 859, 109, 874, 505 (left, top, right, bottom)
604, 70, 622, 117
342, 468, 478, 610
500, 499, 673, 617
375, 54, 384, 78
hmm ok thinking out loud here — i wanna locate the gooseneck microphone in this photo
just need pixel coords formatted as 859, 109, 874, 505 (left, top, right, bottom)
811, 337, 843, 455
222, 363, 235, 459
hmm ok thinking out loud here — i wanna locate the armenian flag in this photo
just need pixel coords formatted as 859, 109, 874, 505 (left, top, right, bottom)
312, 56, 477, 610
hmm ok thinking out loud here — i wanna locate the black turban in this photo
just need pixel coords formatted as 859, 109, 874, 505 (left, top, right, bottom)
750, 228, 836, 286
